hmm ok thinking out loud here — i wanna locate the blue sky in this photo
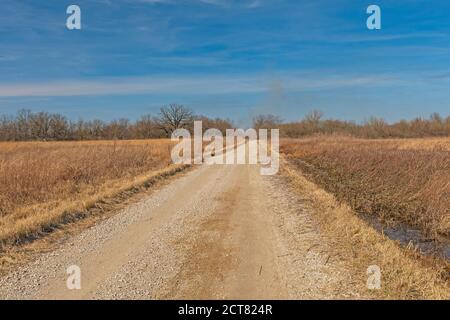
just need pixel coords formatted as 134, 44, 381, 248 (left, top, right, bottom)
0, 0, 450, 125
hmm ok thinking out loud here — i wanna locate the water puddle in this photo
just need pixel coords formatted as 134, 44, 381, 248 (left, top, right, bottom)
361, 214, 450, 262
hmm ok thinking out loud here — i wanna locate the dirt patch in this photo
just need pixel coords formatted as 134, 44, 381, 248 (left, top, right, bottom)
161, 190, 238, 299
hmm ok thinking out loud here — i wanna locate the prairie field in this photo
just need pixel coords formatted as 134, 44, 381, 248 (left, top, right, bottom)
281, 136, 450, 240
0, 136, 449, 299
0, 140, 175, 248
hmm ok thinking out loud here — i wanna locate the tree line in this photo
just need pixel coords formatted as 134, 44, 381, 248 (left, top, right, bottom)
0, 105, 449, 141
254, 111, 450, 139
0, 104, 232, 141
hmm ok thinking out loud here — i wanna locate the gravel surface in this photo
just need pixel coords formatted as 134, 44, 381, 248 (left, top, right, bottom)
0, 161, 363, 300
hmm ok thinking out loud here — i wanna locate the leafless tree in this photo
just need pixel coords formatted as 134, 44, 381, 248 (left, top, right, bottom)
16, 109, 32, 140
252, 114, 283, 130
104, 118, 131, 140
157, 104, 194, 135
49, 114, 69, 140
304, 110, 324, 124
133, 114, 165, 138
0, 108, 449, 141
30, 112, 52, 140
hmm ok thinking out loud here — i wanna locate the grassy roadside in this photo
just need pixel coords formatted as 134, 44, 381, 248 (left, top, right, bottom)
281, 137, 450, 240
281, 158, 449, 299
0, 163, 191, 275
0, 139, 189, 252
0, 163, 189, 248
0, 138, 229, 272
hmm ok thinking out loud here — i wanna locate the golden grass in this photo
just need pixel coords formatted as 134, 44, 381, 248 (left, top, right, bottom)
282, 161, 449, 299
281, 136, 450, 238
0, 139, 177, 248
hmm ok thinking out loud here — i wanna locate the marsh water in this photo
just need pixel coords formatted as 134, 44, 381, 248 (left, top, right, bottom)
361, 214, 450, 262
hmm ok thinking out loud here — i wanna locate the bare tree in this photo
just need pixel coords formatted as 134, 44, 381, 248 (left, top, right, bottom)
252, 114, 283, 130
0, 115, 15, 140
30, 112, 52, 140
133, 114, 165, 139
304, 110, 324, 124
157, 104, 194, 135
1, 108, 449, 141
364, 116, 388, 138
16, 109, 32, 140
88, 119, 106, 139
194, 115, 233, 134
104, 118, 131, 140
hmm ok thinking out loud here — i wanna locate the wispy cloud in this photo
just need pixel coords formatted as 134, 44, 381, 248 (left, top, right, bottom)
327, 32, 447, 43
135, 0, 174, 4
0, 55, 19, 62
199, 0, 225, 5
134, 0, 262, 8
134, 0, 224, 5
0, 73, 403, 97
246, 0, 262, 9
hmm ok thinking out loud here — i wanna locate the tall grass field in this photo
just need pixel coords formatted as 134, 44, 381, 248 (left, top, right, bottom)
0, 140, 175, 248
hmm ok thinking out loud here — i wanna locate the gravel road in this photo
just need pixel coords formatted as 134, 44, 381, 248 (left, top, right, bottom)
0, 160, 362, 299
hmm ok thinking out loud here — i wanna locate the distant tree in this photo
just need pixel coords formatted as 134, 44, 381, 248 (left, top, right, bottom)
362, 117, 389, 138
16, 109, 32, 140
156, 104, 194, 136
302, 110, 324, 135
0, 115, 15, 140
30, 112, 52, 140
0, 109, 449, 141
304, 110, 324, 124
195, 115, 233, 135
134, 114, 164, 139
88, 119, 106, 139
49, 114, 69, 140
252, 114, 283, 130
104, 118, 130, 140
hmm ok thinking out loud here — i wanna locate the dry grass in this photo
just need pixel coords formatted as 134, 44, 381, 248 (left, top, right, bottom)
281, 161, 449, 299
280, 136, 450, 239
0, 139, 176, 248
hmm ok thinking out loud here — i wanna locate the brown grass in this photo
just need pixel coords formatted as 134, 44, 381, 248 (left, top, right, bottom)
281, 161, 449, 299
280, 136, 450, 239
0, 140, 176, 248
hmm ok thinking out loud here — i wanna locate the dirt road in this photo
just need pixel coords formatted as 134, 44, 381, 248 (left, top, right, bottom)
0, 160, 363, 299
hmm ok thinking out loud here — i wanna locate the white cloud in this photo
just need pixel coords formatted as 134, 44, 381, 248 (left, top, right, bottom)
0, 55, 19, 62
0, 73, 402, 97
135, 0, 174, 3
133, 0, 261, 7
247, 0, 262, 9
